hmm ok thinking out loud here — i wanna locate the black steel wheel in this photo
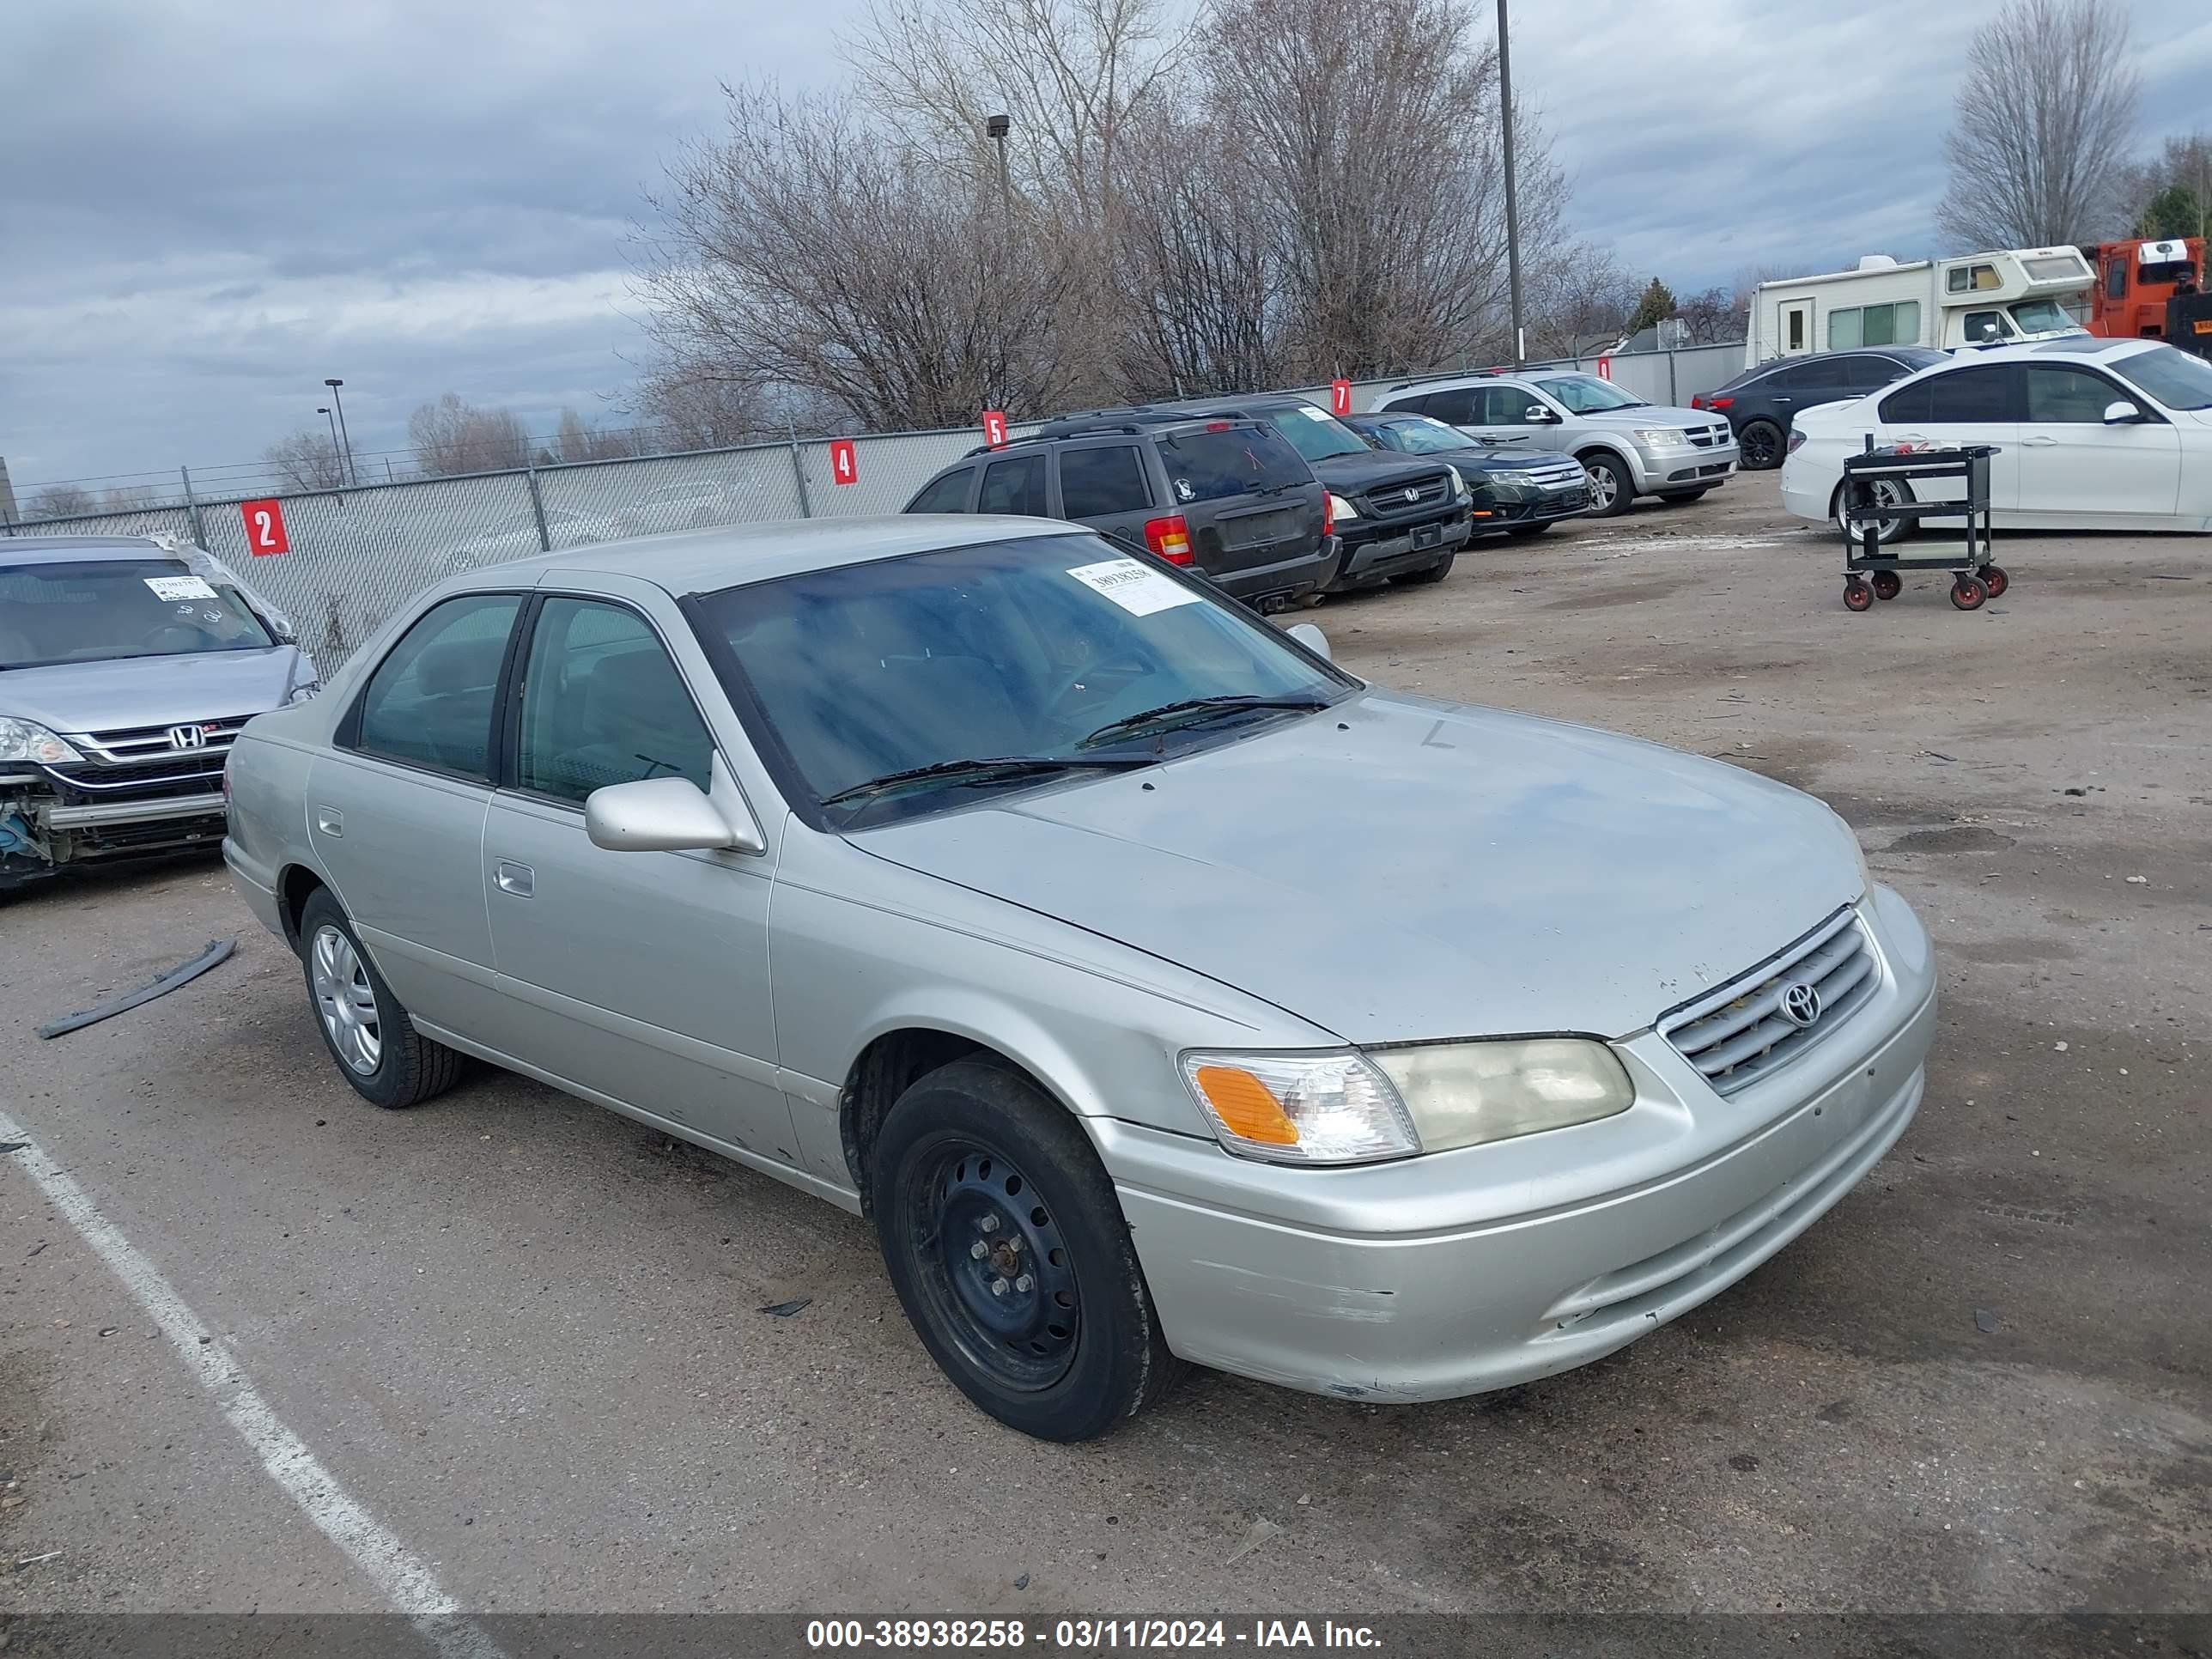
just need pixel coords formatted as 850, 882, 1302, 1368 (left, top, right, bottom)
871, 1058, 1182, 1441
1870, 569, 1902, 601
1737, 419, 1784, 471
1843, 578, 1874, 612
1950, 574, 1988, 611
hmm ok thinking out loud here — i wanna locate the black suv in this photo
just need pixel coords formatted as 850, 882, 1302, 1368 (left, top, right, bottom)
902, 415, 1340, 608
1692, 348, 1948, 468
1142, 396, 1473, 590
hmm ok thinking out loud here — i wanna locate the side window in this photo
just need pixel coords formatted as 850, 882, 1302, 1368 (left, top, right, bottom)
352, 592, 520, 780
1057, 446, 1152, 517
1775, 360, 1841, 390
1381, 392, 1431, 416
1919, 365, 2021, 423
514, 599, 714, 804
1844, 355, 1905, 391
906, 469, 974, 514
2027, 366, 2126, 423
1962, 308, 2014, 343
1419, 389, 1481, 426
2106, 259, 2127, 301
978, 453, 1049, 516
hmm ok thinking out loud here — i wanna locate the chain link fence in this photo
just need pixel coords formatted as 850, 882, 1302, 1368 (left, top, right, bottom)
3, 345, 1744, 667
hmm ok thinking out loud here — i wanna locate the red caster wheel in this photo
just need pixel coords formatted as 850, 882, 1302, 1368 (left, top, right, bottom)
1844, 578, 1873, 612
1870, 569, 1902, 601
1950, 574, 1988, 611
1980, 564, 2008, 598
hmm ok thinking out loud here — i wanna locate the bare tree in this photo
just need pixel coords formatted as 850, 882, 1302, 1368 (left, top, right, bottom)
408, 393, 534, 477
1674, 286, 1745, 346
97, 484, 159, 513
1520, 247, 1638, 362
553, 408, 641, 465
635, 85, 1091, 431
25, 483, 94, 520
1936, 0, 2139, 250
263, 429, 348, 491
2118, 131, 2212, 240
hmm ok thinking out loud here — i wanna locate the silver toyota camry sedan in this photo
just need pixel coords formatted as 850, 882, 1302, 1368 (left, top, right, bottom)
223, 517, 1937, 1441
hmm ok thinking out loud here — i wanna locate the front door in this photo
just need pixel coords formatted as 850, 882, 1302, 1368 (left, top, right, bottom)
480, 594, 799, 1165
2015, 363, 2182, 525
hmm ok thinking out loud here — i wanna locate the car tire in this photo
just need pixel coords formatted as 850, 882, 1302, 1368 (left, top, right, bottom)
1737, 419, 1785, 471
1504, 522, 1553, 539
1579, 452, 1634, 517
297, 890, 465, 1110
1654, 488, 1709, 504
1832, 478, 1913, 546
1395, 552, 1455, 585
870, 1057, 1183, 1442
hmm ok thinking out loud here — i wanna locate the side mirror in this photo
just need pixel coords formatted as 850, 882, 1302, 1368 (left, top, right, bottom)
1525, 405, 1559, 424
1286, 622, 1331, 661
2103, 400, 2145, 425
586, 776, 752, 854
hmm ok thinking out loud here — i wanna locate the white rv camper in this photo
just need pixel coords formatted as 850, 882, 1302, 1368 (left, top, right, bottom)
1747, 246, 2094, 366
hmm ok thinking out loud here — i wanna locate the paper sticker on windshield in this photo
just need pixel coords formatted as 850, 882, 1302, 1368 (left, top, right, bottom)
1298, 405, 1335, 421
1066, 558, 1202, 617
144, 575, 217, 601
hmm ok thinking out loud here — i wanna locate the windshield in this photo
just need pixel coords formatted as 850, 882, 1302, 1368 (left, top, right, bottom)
1533, 375, 1647, 413
1382, 416, 1474, 455
2117, 343, 2212, 410
1156, 425, 1312, 501
0, 559, 277, 670
694, 532, 1344, 825
1258, 406, 1371, 463
2008, 299, 2077, 334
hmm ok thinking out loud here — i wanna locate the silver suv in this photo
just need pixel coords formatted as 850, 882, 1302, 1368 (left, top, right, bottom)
1378, 372, 1740, 517
0, 534, 318, 892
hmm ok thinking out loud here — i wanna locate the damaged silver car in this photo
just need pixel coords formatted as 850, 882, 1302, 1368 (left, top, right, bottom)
1, 534, 319, 892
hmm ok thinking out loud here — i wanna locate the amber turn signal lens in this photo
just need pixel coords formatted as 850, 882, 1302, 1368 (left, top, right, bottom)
1191, 1065, 1299, 1145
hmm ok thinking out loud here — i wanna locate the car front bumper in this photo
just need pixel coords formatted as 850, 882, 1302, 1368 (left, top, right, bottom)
1626, 443, 1740, 492
1330, 513, 1474, 586
1101, 888, 1936, 1402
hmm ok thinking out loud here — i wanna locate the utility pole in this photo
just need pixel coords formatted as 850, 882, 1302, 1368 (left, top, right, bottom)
324, 378, 358, 486
987, 113, 1012, 414
1497, 0, 1526, 364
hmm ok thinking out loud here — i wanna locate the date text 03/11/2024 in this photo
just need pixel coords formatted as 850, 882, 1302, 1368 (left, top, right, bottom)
805, 1620, 1383, 1650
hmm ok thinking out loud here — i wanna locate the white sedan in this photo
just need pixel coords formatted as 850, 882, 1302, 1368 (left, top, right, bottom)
1781, 338, 2212, 539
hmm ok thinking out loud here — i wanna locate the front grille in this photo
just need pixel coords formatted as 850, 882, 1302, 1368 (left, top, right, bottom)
1658, 907, 1878, 1096
1359, 473, 1452, 516
1687, 424, 1733, 449
45, 716, 247, 802
1525, 461, 1589, 489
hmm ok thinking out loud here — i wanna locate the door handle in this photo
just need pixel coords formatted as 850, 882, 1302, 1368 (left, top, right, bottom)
2023, 434, 2059, 446
495, 860, 534, 898
314, 806, 343, 837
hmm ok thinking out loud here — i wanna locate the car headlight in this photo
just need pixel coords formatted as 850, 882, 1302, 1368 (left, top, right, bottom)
1327, 492, 1360, 524
1634, 428, 1691, 447
1371, 1039, 1634, 1152
1180, 1038, 1633, 1164
1445, 465, 1468, 500
0, 717, 83, 766
1181, 1051, 1417, 1164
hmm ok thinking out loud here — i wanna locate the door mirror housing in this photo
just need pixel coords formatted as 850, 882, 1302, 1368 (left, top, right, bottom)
586, 776, 755, 854
2103, 399, 2147, 425
1525, 405, 1559, 424
1286, 622, 1331, 661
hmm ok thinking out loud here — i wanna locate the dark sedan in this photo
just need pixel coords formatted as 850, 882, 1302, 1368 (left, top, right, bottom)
1692, 349, 1949, 470
1340, 411, 1590, 538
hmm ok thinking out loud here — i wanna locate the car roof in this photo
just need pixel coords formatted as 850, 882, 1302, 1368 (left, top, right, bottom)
466, 514, 1075, 595
0, 534, 194, 565
1950, 337, 2162, 364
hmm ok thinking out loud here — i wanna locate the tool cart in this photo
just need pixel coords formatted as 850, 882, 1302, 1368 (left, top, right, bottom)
1838, 440, 2007, 612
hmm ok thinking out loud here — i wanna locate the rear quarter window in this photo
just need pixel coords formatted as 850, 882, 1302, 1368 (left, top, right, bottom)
906, 469, 974, 514
1155, 427, 1312, 502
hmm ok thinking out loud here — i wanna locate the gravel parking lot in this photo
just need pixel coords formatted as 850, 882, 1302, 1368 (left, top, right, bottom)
3, 481, 2206, 1624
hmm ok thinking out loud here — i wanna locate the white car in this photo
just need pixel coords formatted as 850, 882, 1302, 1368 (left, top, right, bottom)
442, 507, 622, 572
1781, 338, 2212, 539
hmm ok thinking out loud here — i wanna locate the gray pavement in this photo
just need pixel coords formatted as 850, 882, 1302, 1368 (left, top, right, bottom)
2, 482, 2206, 1621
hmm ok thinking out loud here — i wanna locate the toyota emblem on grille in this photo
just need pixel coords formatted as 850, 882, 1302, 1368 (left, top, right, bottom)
1778, 982, 1823, 1029
168, 724, 210, 750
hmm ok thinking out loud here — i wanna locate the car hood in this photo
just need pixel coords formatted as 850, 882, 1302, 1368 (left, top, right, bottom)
1308, 449, 1455, 491
1573, 404, 1724, 430
0, 647, 312, 734
1461, 447, 1582, 471
854, 690, 1863, 1044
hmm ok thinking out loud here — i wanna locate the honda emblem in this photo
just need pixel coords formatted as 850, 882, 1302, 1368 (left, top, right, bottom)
167, 724, 210, 750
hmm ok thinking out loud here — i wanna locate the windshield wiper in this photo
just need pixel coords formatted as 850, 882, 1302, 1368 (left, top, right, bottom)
1079, 693, 1331, 749
819, 753, 1154, 808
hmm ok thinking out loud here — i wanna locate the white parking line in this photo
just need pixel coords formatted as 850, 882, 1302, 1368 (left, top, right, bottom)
0, 1108, 504, 1659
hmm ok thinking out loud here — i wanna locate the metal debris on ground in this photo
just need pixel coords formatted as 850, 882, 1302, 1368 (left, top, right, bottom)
1974, 1308, 2002, 1334
35, 939, 236, 1039
760, 1298, 811, 1318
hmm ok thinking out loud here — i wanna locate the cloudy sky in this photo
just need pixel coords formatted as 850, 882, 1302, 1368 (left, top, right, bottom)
3, 0, 2208, 500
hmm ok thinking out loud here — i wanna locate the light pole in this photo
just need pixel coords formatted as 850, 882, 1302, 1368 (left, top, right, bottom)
1497, 0, 1525, 364
985, 113, 1012, 414
323, 378, 357, 486
316, 405, 341, 475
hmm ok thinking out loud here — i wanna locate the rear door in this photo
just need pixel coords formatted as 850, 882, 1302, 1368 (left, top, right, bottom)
1876, 362, 2023, 511
1050, 440, 1157, 552
1150, 425, 1322, 581
2015, 363, 2181, 524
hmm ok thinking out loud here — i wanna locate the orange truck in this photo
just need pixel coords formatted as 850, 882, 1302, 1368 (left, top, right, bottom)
2085, 237, 2203, 338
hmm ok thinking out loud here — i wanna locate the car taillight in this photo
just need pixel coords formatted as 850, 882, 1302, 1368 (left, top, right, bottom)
1144, 514, 1194, 564
1322, 492, 1334, 537
1704, 395, 1734, 411
1786, 430, 1808, 454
